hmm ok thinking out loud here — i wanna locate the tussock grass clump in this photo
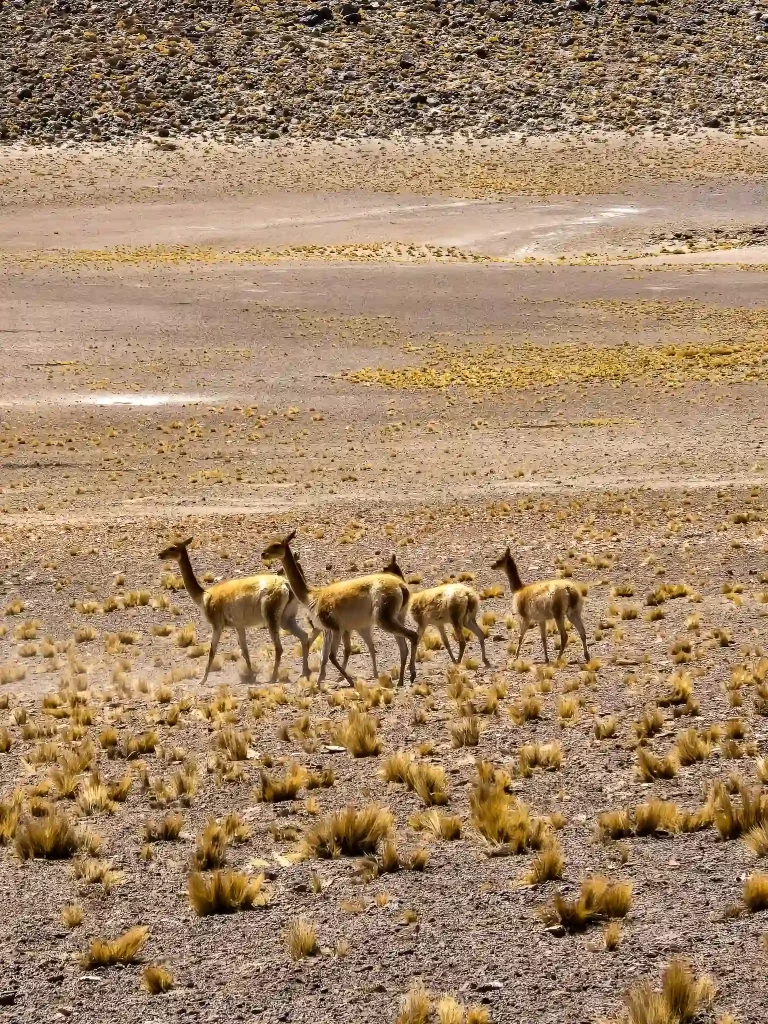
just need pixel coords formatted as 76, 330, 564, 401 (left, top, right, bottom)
598, 808, 634, 841
71, 857, 124, 893
450, 716, 481, 748
334, 710, 381, 757
509, 689, 541, 725
284, 918, 318, 960
407, 763, 450, 806
744, 823, 768, 858
470, 774, 547, 855
188, 870, 270, 915
613, 957, 715, 1024
634, 708, 665, 740
523, 842, 565, 886
675, 728, 712, 766
594, 716, 618, 740
142, 965, 174, 994
634, 800, 680, 837
539, 875, 632, 932
409, 809, 462, 840
16, 810, 95, 861
61, 903, 84, 928
743, 873, 768, 913
193, 820, 229, 869
658, 671, 694, 707
144, 813, 184, 842
713, 781, 768, 840
604, 920, 623, 951
0, 728, 12, 753
216, 727, 251, 761
382, 750, 415, 784
300, 805, 393, 859
518, 742, 562, 775
81, 926, 149, 968
636, 747, 678, 782
397, 983, 432, 1024
259, 762, 306, 802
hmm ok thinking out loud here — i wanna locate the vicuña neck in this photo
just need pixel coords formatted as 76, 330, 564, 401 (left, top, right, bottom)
177, 547, 206, 607
281, 546, 311, 605
505, 555, 525, 592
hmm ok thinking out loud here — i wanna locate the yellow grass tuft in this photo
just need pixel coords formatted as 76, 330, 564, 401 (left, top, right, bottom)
188, 870, 270, 915
470, 774, 547, 854
523, 842, 565, 886
397, 982, 432, 1024
636, 747, 678, 782
409, 808, 462, 840
407, 762, 450, 806
142, 965, 174, 994
334, 710, 382, 757
216, 726, 251, 761
594, 716, 618, 740
618, 958, 716, 1024
450, 716, 481, 748
743, 873, 768, 912
300, 805, 393, 859
81, 926, 149, 969
16, 809, 93, 860
284, 918, 318, 960
382, 750, 415, 784
604, 920, 623, 951
61, 903, 84, 928
144, 812, 184, 843
540, 875, 632, 932
714, 781, 768, 840
259, 762, 306, 802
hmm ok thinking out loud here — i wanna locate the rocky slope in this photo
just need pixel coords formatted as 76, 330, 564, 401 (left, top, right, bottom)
1, 0, 768, 144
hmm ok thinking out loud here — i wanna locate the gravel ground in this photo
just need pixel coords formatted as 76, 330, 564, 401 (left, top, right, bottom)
2, 0, 768, 145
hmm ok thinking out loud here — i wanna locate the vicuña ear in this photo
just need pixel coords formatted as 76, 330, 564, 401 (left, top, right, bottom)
180, 536, 193, 547
284, 529, 297, 545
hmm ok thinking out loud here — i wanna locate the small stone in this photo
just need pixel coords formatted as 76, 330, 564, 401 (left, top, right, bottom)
0, 992, 15, 1007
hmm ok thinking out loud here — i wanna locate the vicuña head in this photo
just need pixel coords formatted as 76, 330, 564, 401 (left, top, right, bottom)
158, 536, 194, 561
492, 545, 589, 664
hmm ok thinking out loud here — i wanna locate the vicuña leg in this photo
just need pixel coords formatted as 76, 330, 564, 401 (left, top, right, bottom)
202, 624, 222, 684
539, 622, 550, 664
235, 625, 254, 679
465, 612, 490, 667
567, 608, 590, 661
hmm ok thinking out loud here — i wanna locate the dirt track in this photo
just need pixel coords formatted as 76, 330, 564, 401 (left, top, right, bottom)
0, 138, 767, 1024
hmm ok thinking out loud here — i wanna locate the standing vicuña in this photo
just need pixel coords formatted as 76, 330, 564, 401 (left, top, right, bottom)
492, 546, 589, 663
261, 532, 417, 686
158, 537, 310, 683
385, 555, 490, 667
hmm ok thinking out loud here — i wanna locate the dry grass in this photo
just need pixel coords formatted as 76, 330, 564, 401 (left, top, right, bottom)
617, 958, 716, 1024
743, 873, 768, 912
144, 812, 184, 842
142, 965, 174, 994
334, 710, 381, 757
81, 925, 149, 968
61, 903, 84, 928
382, 750, 415, 784
192, 820, 229, 869
450, 716, 481, 748
540, 875, 632, 932
15, 809, 93, 860
301, 805, 393, 859
604, 920, 623, 951
284, 918, 318, 960
523, 842, 565, 885
636, 747, 678, 782
594, 716, 618, 740
188, 870, 270, 915
259, 762, 306, 801
634, 708, 665, 740
744, 823, 768, 858
407, 762, 450, 806
713, 781, 768, 840
397, 983, 432, 1024
216, 726, 251, 761
518, 741, 562, 774
409, 809, 462, 841
675, 728, 712, 766
470, 775, 547, 854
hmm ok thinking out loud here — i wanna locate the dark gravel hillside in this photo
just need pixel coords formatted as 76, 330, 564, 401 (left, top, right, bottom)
1, 0, 767, 143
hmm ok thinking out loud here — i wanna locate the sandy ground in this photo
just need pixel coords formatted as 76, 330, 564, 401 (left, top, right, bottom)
0, 136, 767, 1024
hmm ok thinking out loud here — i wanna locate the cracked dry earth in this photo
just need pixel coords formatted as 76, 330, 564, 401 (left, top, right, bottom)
1, 139, 768, 1024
